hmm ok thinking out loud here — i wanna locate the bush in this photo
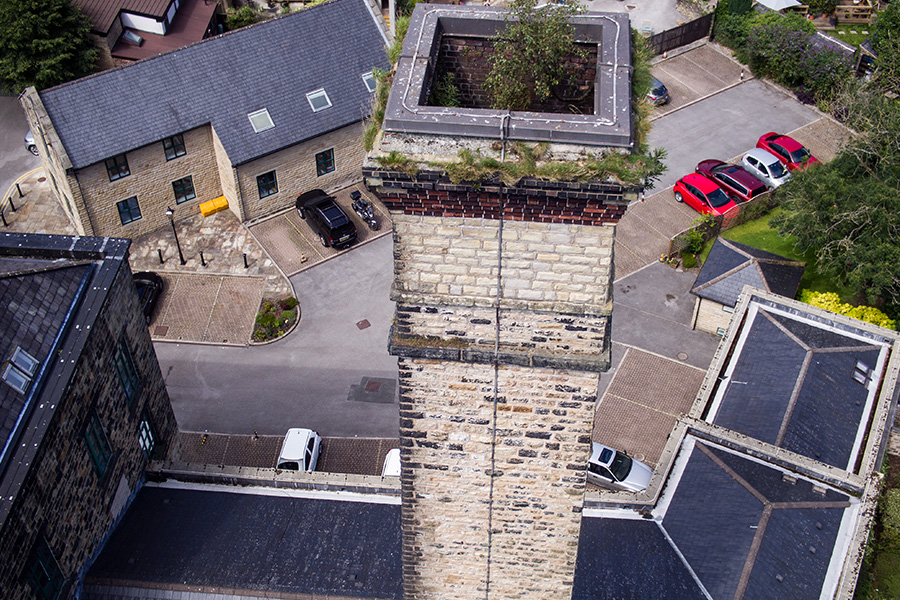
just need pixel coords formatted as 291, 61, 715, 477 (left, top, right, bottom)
225, 5, 262, 31
799, 290, 897, 330
253, 296, 300, 342
279, 296, 299, 311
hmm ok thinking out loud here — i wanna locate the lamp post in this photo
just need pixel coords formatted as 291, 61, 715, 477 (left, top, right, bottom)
165, 206, 186, 265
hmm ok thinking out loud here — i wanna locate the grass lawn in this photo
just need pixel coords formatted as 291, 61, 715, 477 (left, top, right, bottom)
698, 207, 855, 300
830, 26, 870, 47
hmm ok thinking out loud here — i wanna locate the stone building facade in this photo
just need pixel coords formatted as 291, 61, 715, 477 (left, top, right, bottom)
19, 0, 388, 239
0, 234, 177, 600
369, 5, 636, 596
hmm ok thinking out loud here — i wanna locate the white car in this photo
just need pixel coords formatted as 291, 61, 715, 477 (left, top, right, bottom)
741, 148, 792, 190
587, 442, 653, 493
25, 130, 38, 156
276, 428, 322, 471
381, 448, 400, 477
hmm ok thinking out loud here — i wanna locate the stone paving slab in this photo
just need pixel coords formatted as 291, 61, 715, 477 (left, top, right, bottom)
592, 347, 706, 468
201, 276, 266, 345
787, 117, 854, 164
652, 44, 745, 116
173, 431, 399, 475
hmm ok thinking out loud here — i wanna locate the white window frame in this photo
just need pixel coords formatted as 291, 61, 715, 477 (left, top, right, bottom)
306, 89, 333, 112
248, 109, 275, 133
362, 72, 377, 93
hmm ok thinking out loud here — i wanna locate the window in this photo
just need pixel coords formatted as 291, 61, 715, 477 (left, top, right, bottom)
306, 89, 332, 112
84, 411, 112, 478
722, 305, 735, 314
1, 346, 39, 394
138, 412, 157, 459
163, 134, 186, 160
362, 72, 377, 93
853, 360, 871, 385
716, 327, 726, 336
172, 176, 195, 204
257, 171, 277, 199
26, 538, 64, 600
105, 154, 130, 181
315, 149, 335, 176
248, 109, 275, 133
116, 196, 141, 225
114, 338, 140, 405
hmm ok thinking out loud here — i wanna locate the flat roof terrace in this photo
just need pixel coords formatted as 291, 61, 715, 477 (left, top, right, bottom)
383, 5, 633, 149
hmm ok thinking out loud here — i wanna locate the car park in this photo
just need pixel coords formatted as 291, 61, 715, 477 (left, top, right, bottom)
673, 172, 739, 217
587, 442, 653, 493
647, 76, 670, 106
741, 148, 792, 189
381, 448, 400, 477
24, 130, 38, 156
296, 189, 358, 249
695, 160, 767, 203
133, 271, 164, 324
276, 428, 322, 471
756, 132, 818, 171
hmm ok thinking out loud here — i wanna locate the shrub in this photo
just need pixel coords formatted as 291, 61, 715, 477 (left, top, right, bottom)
279, 296, 299, 311
428, 72, 461, 107
225, 5, 262, 30
799, 290, 896, 330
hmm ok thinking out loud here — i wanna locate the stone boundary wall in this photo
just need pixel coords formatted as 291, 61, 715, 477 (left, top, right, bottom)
364, 167, 628, 225
398, 358, 598, 600
391, 213, 617, 313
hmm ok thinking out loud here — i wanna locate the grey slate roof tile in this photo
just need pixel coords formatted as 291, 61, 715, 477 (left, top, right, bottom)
40, 0, 389, 170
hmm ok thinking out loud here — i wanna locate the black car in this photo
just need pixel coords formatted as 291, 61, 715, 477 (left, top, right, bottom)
647, 76, 670, 106
133, 271, 164, 324
296, 189, 358, 249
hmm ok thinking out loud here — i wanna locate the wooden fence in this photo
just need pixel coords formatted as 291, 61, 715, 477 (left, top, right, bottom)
649, 13, 715, 56
667, 191, 778, 258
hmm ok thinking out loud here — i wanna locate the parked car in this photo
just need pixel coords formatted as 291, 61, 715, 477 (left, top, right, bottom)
382, 448, 400, 477
756, 132, 819, 171
695, 160, 767, 203
673, 172, 739, 217
133, 271, 164, 324
741, 148, 792, 189
587, 442, 653, 493
296, 189, 358, 249
24, 130, 38, 156
647, 76, 670, 106
276, 428, 322, 471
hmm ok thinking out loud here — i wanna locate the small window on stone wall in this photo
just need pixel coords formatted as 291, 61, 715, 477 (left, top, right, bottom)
316, 149, 335, 176
25, 537, 65, 600
84, 410, 113, 478
117, 196, 141, 225
257, 171, 278, 199
716, 327, 726, 336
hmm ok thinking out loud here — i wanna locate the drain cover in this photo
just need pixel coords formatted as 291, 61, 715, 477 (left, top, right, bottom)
154, 325, 169, 336
677, 352, 689, 361
38, 177, 46, 182
365, 380, 382, 392
356, 319, 371, 330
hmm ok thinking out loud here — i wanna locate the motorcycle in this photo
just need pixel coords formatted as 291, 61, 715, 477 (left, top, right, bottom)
350, 191, 379, 231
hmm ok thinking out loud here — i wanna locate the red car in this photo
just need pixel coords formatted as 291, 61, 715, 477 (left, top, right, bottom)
695, 160, 767, 203
756, 132, 819, 171
674, 173, 740, 217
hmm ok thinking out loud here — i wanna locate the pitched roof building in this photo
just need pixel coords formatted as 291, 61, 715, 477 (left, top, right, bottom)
21, 0, 389, 238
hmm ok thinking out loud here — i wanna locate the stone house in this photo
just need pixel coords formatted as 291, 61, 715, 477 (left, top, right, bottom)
20, 0, 389, 240
690, 238, 804, 336
0, 233, 178, 600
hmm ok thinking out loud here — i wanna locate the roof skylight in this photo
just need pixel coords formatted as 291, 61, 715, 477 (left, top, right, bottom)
306, 89, 332, 112
248, 109, 275, 133
2, 347, 39, 394
362, 72, 377, 93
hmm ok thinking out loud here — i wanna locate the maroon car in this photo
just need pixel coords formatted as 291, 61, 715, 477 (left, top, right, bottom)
696, 160, 768, 203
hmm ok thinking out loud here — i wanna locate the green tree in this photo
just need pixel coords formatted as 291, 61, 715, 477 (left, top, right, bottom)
0, 0, 98, 93
484, 0, 585, 110
225, 5, 262, 31
870, 2, 900, 93
772, 86, 900, 304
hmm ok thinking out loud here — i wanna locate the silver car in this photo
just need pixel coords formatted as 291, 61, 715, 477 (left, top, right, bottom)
741, 148, 791, 190
587, 442, 653, 493
25, 130, 38, 156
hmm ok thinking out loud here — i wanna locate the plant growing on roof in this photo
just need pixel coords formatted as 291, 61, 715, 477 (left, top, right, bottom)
484, 0, 587, 111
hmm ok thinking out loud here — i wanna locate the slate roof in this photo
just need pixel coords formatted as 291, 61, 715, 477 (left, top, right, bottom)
86, 486, 403, 599
40, 0, 389, 170
691, 239, 804, 307
708, 301, 889, 471
0, 233, 132, 525
73, 0, 171, 35
573, 438, 856, 600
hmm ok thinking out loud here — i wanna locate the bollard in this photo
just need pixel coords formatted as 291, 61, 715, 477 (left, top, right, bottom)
243, 253, 249, 269
8, 197, 15, 212
16, 183, 23, 198
158, 249, 164, 264
200, 251, 206, 267
1, 210, 6, 227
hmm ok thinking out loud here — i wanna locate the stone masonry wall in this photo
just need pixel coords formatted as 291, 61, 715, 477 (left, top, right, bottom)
432, 36, 597, 114
0, 257, 177, 599
392, 214, 616, 314
399, 359, 598, 600
694, 297, 733, 337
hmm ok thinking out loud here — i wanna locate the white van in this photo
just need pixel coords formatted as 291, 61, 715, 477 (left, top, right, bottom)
276, 428, 322, 471
381, 448, 400, 477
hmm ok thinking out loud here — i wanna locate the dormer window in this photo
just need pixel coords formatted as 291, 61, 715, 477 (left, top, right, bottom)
2, 347, 39, 394
248, 109, 275, 133
362, 72, 377, 93
306, 89, 332, 112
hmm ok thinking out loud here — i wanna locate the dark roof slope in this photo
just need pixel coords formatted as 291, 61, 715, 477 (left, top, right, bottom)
87, 486, 403, 599
41, 0, 389, 169
692, 239, 804, 307
74, 0, 170, 35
